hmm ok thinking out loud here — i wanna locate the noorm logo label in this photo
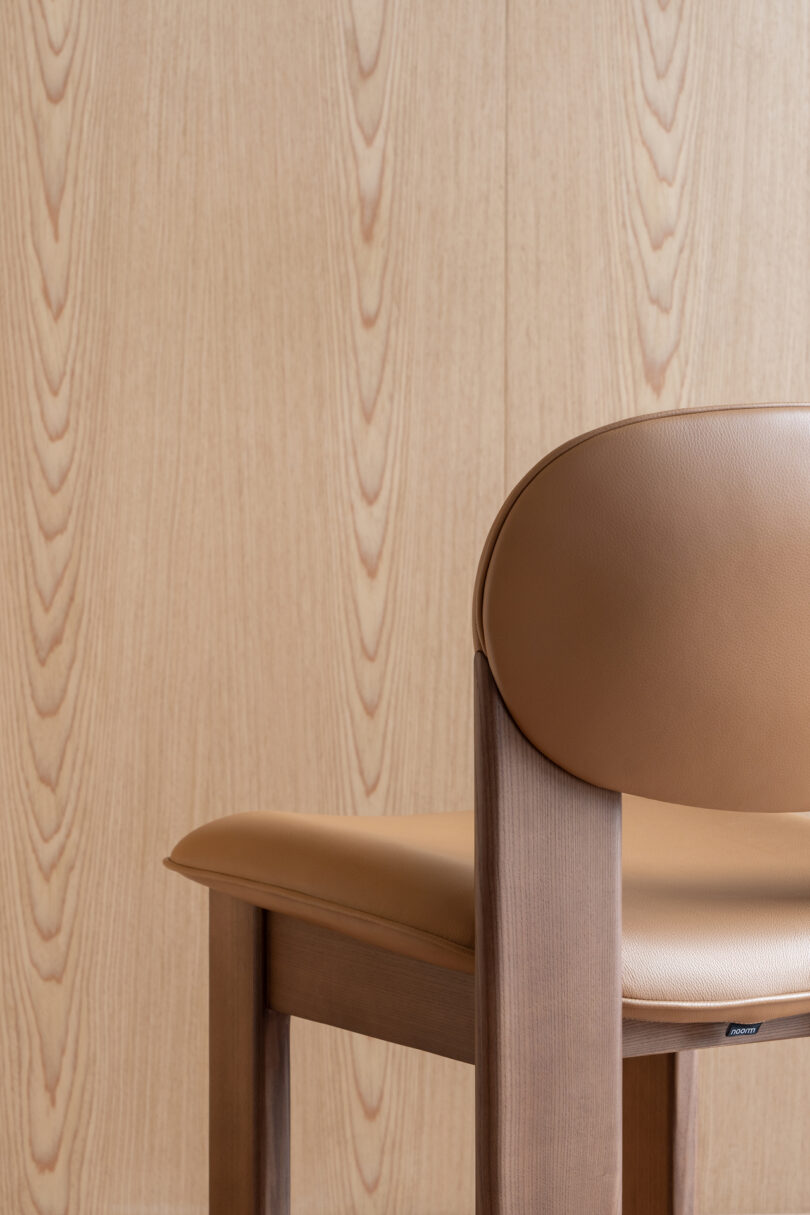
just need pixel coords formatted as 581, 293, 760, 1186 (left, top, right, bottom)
725, 1022, 762, 1037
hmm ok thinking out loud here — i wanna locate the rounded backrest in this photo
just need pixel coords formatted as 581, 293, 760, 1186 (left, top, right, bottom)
474, 404, 810, 812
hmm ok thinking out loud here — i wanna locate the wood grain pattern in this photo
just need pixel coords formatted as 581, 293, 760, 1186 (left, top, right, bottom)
474, 653, 622, 1214
274, 905, 810, 1071
268, 914, 474, 1065
624, 1013, 810, 1059
0, 1, 113, 1211
507, 3, 810, 1212
282, 4, 503, 1210
0, 0, 501, 1212
269, 907, 810, 1072
3, 0, 810, 1211
698, 1037, 810, 1215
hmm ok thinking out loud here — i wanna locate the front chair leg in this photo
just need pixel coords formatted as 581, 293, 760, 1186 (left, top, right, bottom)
474, 653, 623, 1214
623, 1052, 697, 1215
209, 892, 291, 1214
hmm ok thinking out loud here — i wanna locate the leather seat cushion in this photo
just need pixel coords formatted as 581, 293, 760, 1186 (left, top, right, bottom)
166, 796, 810, 1023
167, 810, 475, 972
622, 798, 810, 1022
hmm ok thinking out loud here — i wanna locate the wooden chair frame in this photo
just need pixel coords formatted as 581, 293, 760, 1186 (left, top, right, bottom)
208, 653, 810, 1213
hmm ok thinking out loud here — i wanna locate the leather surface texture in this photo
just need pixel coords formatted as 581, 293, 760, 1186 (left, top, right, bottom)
166, 795, 810, 1023
475, 404, 810, 812
167, 809, 475, 972
622, 797, 810, 1022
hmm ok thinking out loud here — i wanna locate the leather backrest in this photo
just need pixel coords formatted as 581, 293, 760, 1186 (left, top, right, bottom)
474, 405, 810, 812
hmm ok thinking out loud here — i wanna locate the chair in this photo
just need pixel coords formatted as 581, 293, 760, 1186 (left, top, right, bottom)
165, 403, 810, 1214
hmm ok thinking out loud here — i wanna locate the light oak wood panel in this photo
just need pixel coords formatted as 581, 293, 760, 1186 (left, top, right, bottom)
275, 4, 503, 1209
698, 1039, 810, 1215
507, 0, 810, 479
283, 0, 506, 824
506, 0, 711, 473
0, 0, 120, 1210
0, 0, 502, 1212
507, 3, 810, 1212
4, 0, 809, 1212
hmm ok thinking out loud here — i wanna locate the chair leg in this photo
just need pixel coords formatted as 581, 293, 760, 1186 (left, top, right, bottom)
474, 654, 623, 1213
622, 1052, 697, 1215
209, 892, 291, 1214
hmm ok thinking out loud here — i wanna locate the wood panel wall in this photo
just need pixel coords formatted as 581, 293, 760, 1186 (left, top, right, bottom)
0, 1, 807, 1212
509, 4, 810, 1214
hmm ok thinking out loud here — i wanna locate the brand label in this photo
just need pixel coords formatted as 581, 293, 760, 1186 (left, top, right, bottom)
725, 1022, 762, 1037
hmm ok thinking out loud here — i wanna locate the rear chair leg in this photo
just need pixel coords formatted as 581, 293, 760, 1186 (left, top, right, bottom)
209, 892, 291, 1214
474, 654, 623, 1214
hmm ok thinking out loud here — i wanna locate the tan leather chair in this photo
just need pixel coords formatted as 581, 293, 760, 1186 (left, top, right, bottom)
166, 404, 810, 1214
